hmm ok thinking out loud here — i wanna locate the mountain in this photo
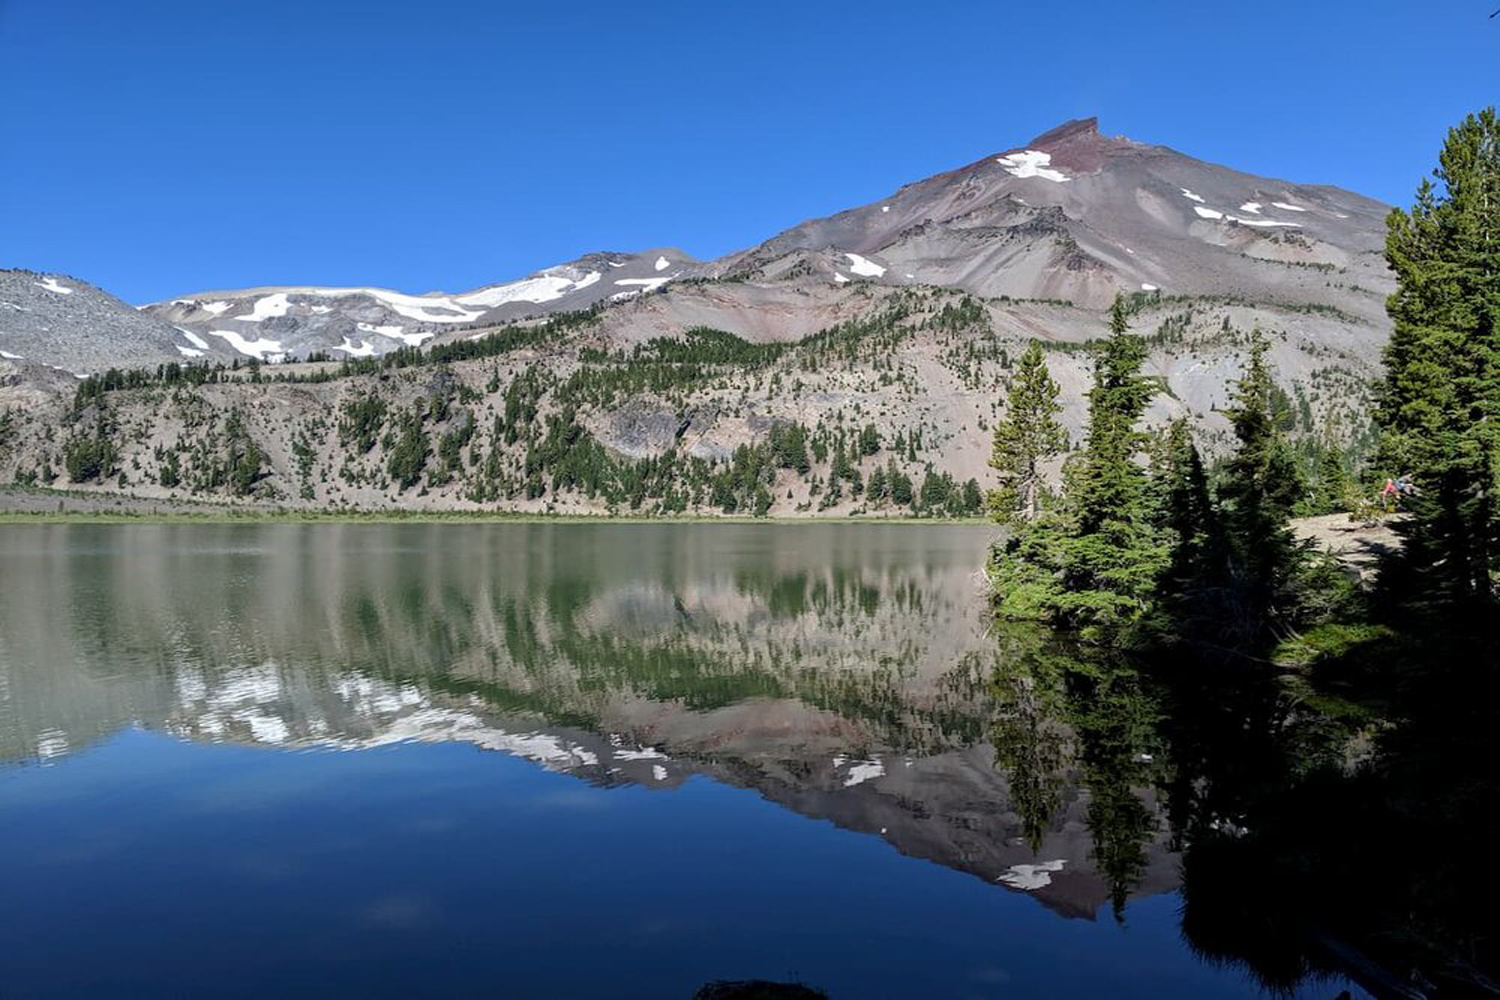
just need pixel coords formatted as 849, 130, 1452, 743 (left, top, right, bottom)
143, 249, 698, 362
0, 118, 1395, 513
0, 268, 242, 373
713, 117, 1389, 313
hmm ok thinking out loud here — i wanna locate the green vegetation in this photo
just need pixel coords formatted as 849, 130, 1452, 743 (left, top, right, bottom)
1377, 106, 1500, 615
988, 342, 1067, 522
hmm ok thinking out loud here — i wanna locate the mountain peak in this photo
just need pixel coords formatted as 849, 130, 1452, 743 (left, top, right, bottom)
1028, 117, 1100, 148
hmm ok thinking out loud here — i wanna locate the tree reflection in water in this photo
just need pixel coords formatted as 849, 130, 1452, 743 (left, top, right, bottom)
988, 622, 1500, 996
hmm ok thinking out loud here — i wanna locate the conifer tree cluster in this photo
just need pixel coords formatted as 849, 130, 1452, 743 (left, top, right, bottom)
1376, 107, 1500, 615
987, 300, 1337, 653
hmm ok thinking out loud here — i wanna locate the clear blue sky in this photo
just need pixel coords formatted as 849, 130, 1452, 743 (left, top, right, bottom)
2, 0, 1495, 304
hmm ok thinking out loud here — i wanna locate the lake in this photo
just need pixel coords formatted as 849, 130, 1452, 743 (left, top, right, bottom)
0, 523, 1363, 999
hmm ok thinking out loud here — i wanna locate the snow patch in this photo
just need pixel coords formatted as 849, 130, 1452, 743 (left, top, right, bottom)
881, 205, 890, 213
1239, 202, 1262, 214
236, 293, 293, 322
1231, 217, 1301, 228
332, 337, 377, 358
1180, 188, 1205, 203
457, 270, 600, 309
176, 327, 210, 350
208, 329, 286, 361
1272, 201, 1307, 212
834, 273, 850, 284
34, 277, 73, 295
654, 256, 670, 271
175, 345, 205, 358
1194, 205, 1302, 229
844, 252, 886, 278
1140, 283, 1158, 291
651, 765, 668, 782
996, 149, 1069, 182
0, 350, 23, 360
358, 322, 432, 348
276, 287, 484, 324
613, 275, 674, 294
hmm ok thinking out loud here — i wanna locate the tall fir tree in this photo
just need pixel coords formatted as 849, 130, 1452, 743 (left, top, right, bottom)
1054, 297, 1166, 632
1377, 107, 1500, 614
1218, 338, 1306, 644
990, 342, 1069, 523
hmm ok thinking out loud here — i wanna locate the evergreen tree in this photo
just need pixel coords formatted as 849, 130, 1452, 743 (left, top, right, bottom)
1053, 298, 1166, 632
1308, 444, 1353, 516
1218, 339, 1305, 643
990, 342, 1068, 523
1157, 418, 1224, 588
1377, 107, 1500, 613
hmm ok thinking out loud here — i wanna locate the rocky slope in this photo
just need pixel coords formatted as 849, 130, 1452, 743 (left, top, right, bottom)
0, 118, 1393, 513
0, 268, 242, 372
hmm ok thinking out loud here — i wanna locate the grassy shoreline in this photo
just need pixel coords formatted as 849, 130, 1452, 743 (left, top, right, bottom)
0, 488, 990, 526
0, 510, 992, 525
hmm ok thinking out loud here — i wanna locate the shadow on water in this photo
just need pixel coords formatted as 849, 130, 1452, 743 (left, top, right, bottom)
986, 618, 1500, 997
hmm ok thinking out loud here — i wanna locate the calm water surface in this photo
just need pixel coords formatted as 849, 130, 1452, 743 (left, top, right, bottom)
0, 524, 1362, 999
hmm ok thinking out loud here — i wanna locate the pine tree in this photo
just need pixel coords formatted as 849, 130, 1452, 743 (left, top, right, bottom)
1377, 107, 1500, 613
1309, 444, 1352, 516
1218, 338, 1305, 642
990, 342, 1069, 523
1053, 297, 1166, 632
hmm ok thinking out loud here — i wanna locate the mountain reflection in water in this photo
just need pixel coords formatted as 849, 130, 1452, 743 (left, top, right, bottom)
0, 522, 1405, 999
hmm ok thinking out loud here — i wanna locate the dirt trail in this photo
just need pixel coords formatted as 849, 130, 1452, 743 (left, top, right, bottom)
1293, 513, 1403, 584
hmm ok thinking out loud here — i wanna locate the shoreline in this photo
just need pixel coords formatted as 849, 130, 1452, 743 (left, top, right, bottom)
0, 487, 991, 526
